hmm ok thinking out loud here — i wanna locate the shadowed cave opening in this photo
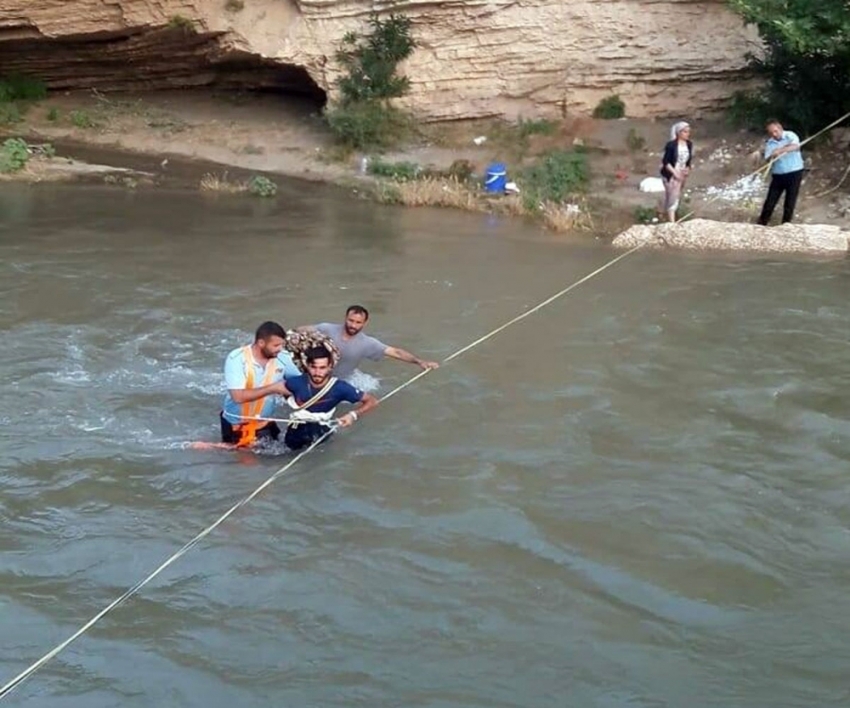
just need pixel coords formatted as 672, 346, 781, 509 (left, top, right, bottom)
0, 27, 328, 109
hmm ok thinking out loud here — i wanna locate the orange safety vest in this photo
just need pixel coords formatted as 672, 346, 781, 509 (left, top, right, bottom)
234, 345, 279, 447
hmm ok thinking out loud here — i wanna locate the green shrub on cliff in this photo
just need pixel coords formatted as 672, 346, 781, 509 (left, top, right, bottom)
167, 15, 197, 33
592, 95, 625, 120
325, 14, 416, 150
727, 0, 850, 131
335, 14, 416, 104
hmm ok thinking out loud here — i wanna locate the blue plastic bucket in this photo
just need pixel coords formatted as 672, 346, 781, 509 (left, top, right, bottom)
484, 162, 507, 193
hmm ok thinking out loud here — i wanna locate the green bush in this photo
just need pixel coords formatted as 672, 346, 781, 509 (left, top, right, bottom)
325, 101, 412, 150
46, 107, 60, 122
592, 95, 626, 120
517, 118, 557, 138
0, 138, 31, 173
70, 110, 97, 129
728, 0, 850, 132
366, 158, 422, 181
633, 205, 658, 224
167, 15, 196, 33
248, 175, 277, 197
336, 14, 416, 104
520, 150, 590, 210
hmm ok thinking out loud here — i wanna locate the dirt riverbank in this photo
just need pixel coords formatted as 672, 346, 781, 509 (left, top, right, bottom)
5, 89, 850, 235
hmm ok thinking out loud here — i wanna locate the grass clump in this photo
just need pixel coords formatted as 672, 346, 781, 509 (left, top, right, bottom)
70, 110, 98, 129
592, 94, 626, 120
325, 14, 416, 150
200, 172, 249, 193
517, 118, 557, 139
376, 177, 481, 210
201, 173, 278, 197
540, 201, 594, 232
366, 157, 422, 181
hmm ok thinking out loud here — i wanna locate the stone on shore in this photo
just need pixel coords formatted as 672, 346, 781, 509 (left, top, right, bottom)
612, 218, 850, 254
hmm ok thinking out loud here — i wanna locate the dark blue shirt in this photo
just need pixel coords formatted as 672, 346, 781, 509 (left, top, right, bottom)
286, 375, 363, 412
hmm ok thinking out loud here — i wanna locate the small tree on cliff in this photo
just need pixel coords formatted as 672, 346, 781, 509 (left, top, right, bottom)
727, 0, 850, 131
326, 14, 417, 149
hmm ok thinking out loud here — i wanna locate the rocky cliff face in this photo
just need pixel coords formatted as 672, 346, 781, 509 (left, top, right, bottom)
0, 0, 758, 120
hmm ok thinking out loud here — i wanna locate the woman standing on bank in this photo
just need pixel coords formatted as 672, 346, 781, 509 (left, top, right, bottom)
660, 121, 693, 222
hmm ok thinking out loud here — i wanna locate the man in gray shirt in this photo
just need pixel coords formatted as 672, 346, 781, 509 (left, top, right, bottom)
299, 304, 439, 380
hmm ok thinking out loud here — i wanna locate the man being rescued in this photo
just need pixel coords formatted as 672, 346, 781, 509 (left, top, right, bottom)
283, 345, 379, 451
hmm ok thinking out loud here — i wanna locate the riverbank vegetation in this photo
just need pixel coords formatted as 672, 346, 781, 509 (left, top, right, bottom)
199, 172, 278, 197
368, 148, 594, 231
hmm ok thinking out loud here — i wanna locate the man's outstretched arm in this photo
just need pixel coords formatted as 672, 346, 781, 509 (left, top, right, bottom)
384, 345, 439, 370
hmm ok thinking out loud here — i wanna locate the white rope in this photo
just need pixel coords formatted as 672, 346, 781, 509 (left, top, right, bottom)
227, 414, 304, 425
0, 427, 334, 700
6, 111, 848, 700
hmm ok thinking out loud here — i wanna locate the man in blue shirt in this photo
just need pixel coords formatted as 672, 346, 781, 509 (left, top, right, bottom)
283, 345, 379, 451
758, 118, 805, 226
221, 321, 300, 446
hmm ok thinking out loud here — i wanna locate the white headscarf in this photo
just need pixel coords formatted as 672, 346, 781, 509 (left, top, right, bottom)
670, 121, 690, 141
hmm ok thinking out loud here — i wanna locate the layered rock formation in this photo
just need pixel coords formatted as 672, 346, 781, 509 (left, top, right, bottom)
613, 219, 850, 254
0, 0, 759, 120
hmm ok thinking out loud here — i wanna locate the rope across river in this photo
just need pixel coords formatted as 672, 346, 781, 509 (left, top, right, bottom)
1, 111, 848, 701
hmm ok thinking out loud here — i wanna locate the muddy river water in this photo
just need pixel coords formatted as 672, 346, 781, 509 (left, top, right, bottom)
1, 182, 849, 707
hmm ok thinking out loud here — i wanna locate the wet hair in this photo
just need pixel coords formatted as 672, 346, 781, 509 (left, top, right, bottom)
765, 117, 781, 127
254, 321, 286, 342
305, 345, 333, 366
346, 304, 370, 320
